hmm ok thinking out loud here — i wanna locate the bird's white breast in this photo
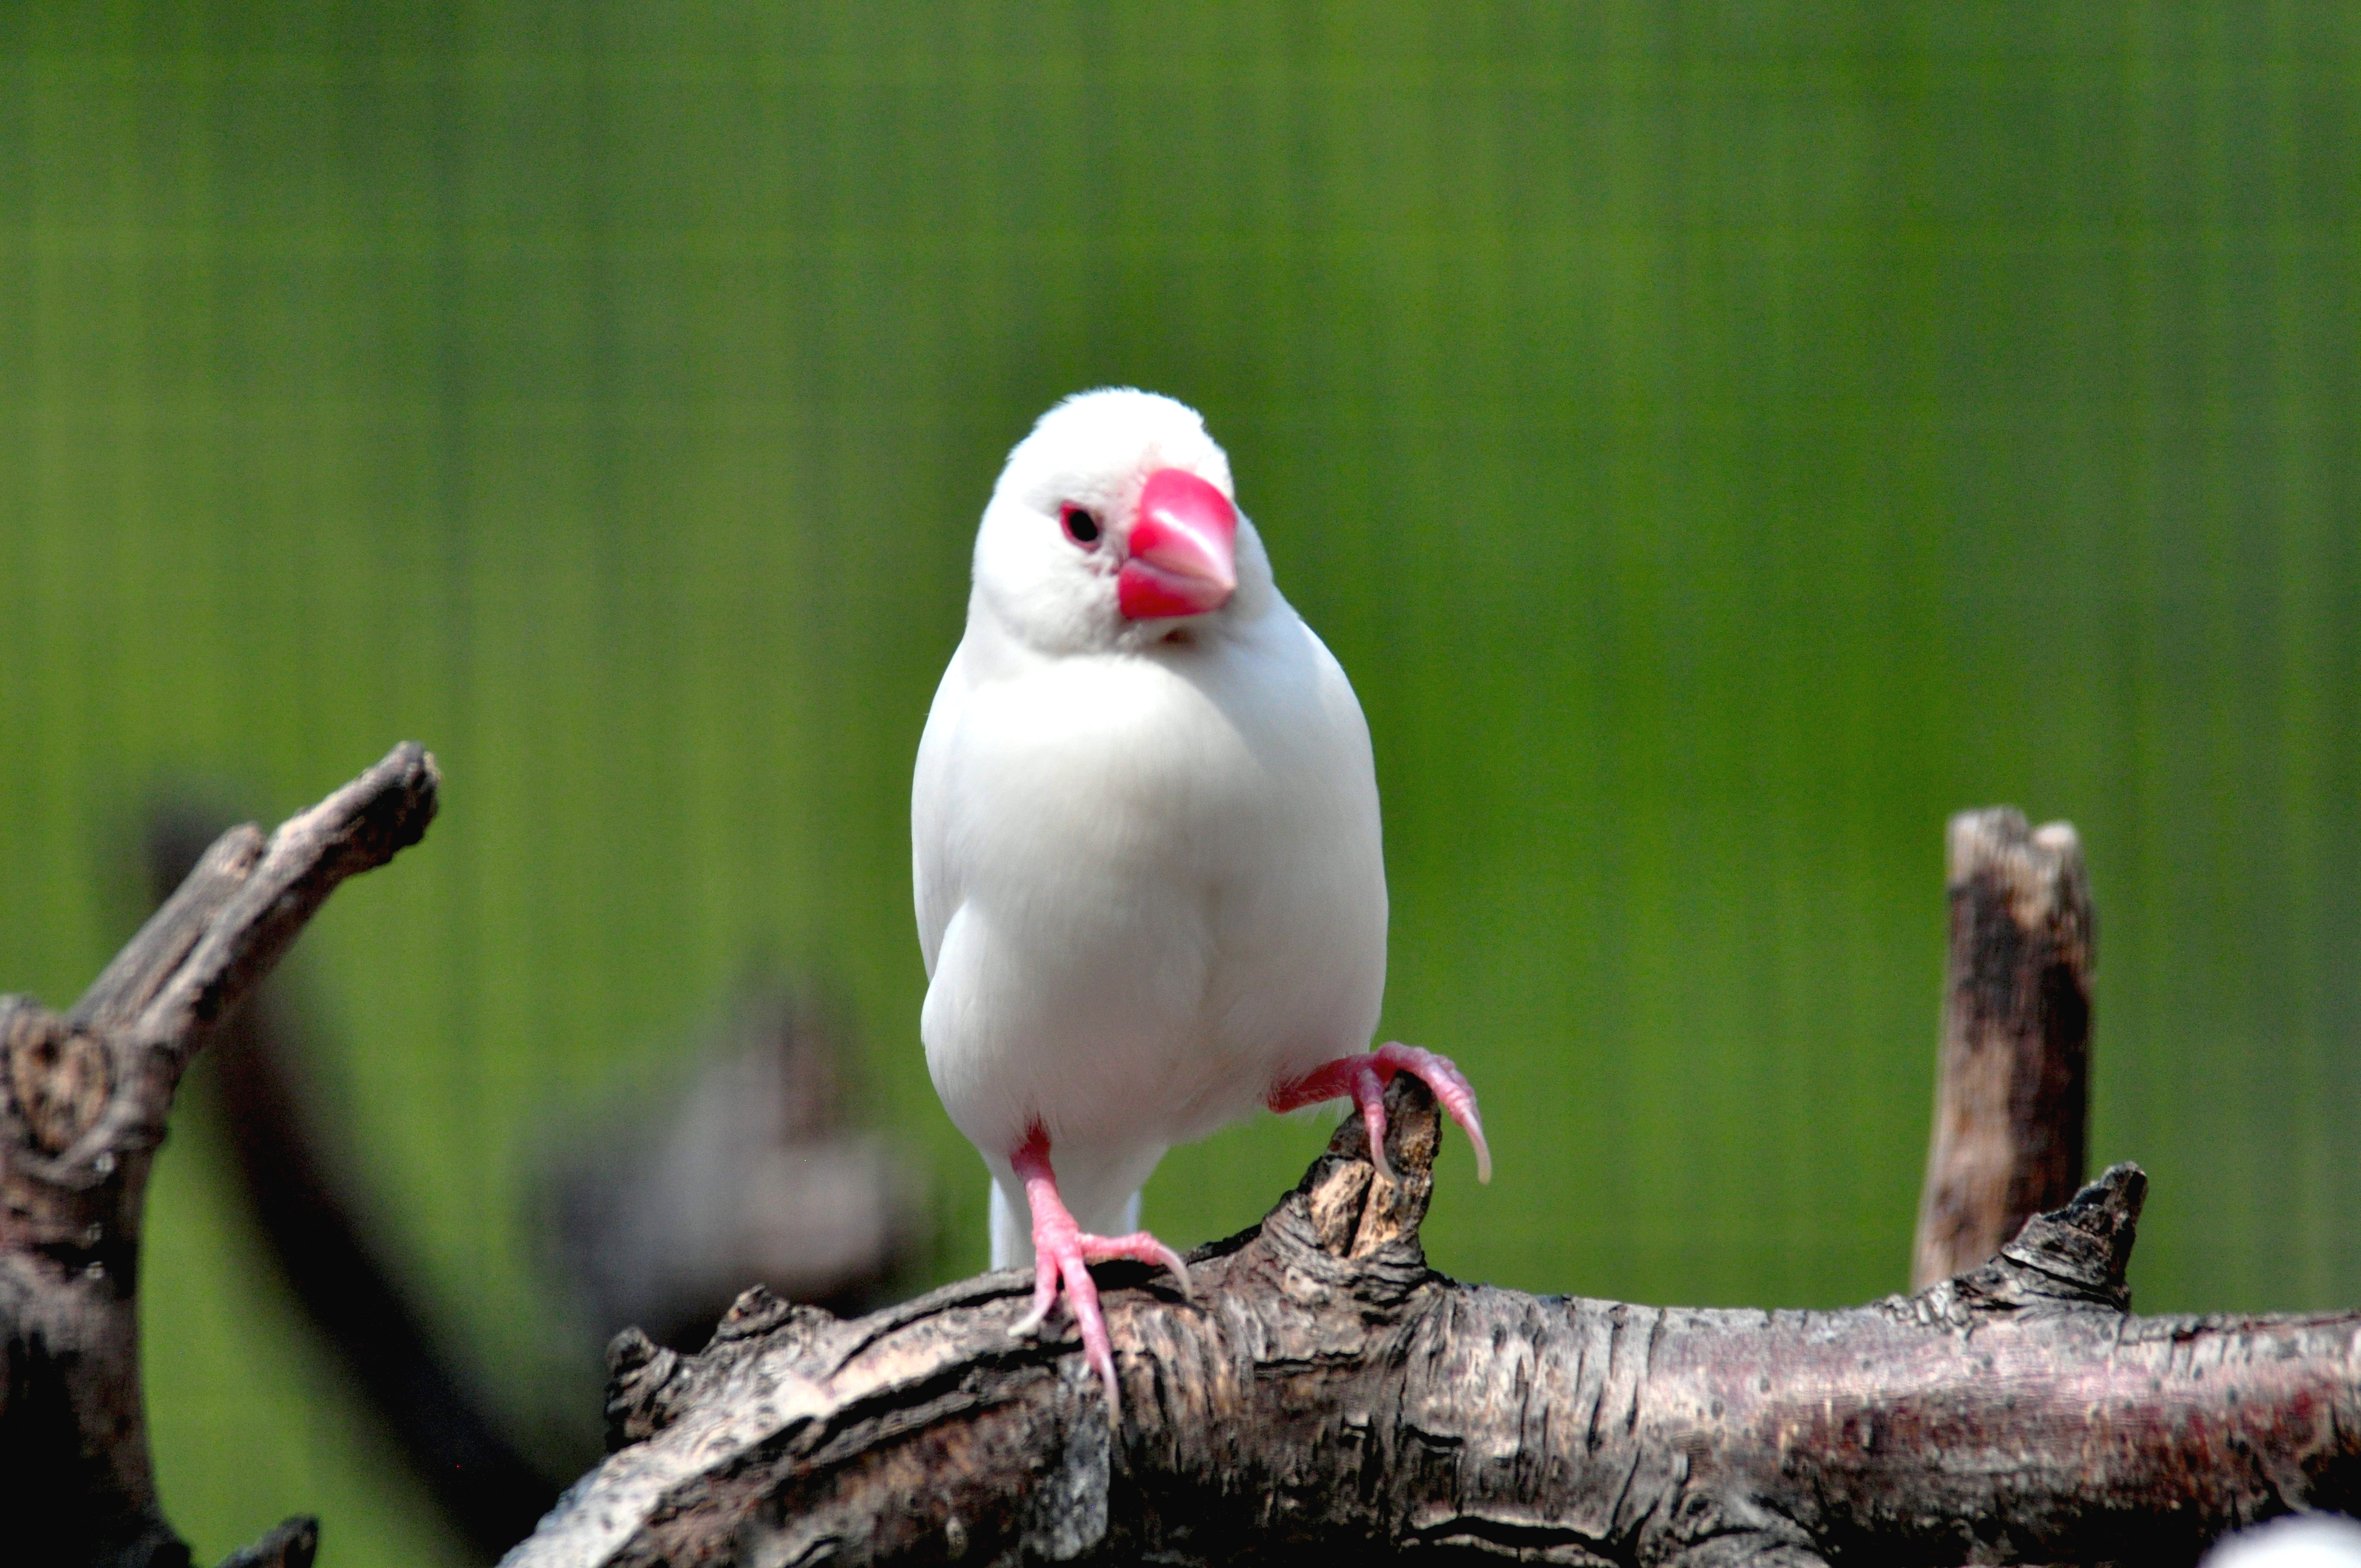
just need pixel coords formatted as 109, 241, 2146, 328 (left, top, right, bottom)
913, 597, 1386, 1210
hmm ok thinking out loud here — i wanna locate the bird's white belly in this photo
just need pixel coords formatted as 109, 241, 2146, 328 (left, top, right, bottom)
916, 630, 1385, 1207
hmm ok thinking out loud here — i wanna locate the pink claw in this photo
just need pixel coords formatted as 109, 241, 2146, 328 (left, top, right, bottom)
1005, 1125, 1191, 1414
1266, 1042, 1493, 1186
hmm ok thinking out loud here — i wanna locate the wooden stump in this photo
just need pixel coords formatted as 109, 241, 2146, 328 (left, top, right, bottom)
1912, 808, 2096, 1289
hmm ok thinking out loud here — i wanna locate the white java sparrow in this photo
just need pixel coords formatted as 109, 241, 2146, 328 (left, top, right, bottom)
912, 389, 1488, 1409
2203, 1516, 2361, 1568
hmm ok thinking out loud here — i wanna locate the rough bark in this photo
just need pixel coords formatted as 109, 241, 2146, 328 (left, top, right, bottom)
1912, 808, 2096, 1289
0, 743, 440, 1568
505, 1076, 2359, 1568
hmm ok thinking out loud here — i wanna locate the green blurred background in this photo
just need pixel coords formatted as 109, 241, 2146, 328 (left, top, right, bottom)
4, 3, 2357, 1562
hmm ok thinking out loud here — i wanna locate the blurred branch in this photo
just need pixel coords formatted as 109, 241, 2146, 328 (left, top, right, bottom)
0, 743, 437, 1568
509, 1077, 2361, 1568
142, 810, 927, 1560
214, 1517, 319, 1568
1912, 808, 2096, 1288
144, 809, 566, 1561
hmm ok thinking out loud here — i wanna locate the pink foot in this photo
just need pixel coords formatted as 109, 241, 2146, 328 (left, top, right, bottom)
1005, 1125, 1191, 1412
1266, 1042, 1493, 1186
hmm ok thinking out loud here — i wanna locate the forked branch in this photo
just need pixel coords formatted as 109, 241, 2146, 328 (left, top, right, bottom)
0, 743, 440, 1568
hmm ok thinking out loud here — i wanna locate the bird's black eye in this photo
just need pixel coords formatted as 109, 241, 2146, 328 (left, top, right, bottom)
1060, 505, 1102, 547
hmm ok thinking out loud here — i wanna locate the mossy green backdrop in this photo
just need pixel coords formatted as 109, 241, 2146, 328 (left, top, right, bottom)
4, 4, 2358, 1562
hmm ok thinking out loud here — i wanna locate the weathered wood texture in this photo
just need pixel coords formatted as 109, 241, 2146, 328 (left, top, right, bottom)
509, 1076, 2360, 1568
0, 743, 440, 1568
1912, 808, 2096, 1289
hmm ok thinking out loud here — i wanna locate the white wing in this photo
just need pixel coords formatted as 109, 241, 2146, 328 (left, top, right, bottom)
911, 641, 974, 981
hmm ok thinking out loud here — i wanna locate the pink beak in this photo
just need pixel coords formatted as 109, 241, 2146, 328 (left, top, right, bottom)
1118, 468, 1239, 620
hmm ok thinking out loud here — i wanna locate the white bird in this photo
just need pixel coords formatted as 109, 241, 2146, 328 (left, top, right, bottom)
2204, 1516, 2361, 1568
913, 389, 1488, 1409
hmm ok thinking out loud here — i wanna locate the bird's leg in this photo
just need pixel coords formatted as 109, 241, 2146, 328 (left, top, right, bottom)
1003, 1124, 1191, 1411
1266, 1042, 1493, 1186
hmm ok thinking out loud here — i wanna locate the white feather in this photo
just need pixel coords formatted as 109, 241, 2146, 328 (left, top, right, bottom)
915, 390, 1386, 1266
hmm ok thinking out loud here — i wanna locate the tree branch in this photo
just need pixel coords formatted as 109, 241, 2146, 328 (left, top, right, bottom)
508, 1076, 2359, 1567
1, 743, 439, 1568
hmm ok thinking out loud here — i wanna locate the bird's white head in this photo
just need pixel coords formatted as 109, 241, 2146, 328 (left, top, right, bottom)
971, 389, 1276, 656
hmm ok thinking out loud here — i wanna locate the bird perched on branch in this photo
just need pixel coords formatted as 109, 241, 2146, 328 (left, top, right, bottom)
913, 389, 1488, 1409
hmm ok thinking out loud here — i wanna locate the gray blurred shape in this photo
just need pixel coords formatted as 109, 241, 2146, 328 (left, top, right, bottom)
548, 985, 927, 1352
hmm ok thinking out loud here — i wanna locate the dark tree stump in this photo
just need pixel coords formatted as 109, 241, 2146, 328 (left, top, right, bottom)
1912, 807, 2096, 1289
